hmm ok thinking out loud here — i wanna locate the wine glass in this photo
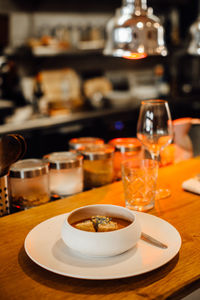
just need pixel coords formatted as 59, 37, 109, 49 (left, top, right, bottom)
137, 99, 173, 199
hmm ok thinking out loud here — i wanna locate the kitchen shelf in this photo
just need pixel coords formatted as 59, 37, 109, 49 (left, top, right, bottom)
5, 45, 103, 58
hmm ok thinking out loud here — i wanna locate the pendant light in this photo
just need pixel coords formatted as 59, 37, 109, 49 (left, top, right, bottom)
103, 0, 167, 59
188, 0, 200, 55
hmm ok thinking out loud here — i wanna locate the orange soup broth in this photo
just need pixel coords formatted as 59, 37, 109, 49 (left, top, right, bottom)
71, 217, 132, 231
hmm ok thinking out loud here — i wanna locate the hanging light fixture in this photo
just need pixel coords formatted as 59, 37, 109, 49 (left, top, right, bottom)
103, 0, 167, 59
188, 1, 200, 55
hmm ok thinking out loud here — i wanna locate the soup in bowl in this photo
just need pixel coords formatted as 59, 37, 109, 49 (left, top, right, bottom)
61, 204, 141, 257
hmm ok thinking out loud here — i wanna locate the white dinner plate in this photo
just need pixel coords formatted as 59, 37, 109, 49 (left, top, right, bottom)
24, 211, 181, 280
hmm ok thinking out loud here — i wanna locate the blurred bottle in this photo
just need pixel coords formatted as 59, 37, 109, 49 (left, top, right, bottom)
32, 73, 43, 115
0, 56, 7, 98
154, 64, 170, 98
71, 25, 81, 48
90, 25, 102, 41
81, 24, 91, 41
170, 9, 180, 46
0, 55, 26, 106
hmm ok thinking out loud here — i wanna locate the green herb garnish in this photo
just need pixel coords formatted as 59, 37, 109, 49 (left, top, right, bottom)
91, 216, 112, 232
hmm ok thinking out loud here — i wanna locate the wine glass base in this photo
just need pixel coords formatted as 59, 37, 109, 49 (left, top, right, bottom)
155, 188, 171, 200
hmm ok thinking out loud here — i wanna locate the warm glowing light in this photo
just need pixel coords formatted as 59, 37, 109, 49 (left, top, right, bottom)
146, 21, 152, 27
137, 22, 144, 29
138, 45, 145, 53
123, 52, 147, 59
154, 22, 160, 29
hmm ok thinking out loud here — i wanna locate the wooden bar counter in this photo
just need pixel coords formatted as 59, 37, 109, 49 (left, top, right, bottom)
0, 157, 200, 300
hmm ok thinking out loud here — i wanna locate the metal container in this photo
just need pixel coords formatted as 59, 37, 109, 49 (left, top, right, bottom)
109, 137, 142, 179
9, 159, 50, 210
69, 137, 104, 150
0, 175, 9, 216
78, 144, 114, 189
44, 152, 83, 197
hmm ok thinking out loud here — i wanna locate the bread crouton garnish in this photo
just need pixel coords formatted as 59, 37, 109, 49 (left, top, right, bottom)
75, 216, 118, 232
75, 220, 95, 232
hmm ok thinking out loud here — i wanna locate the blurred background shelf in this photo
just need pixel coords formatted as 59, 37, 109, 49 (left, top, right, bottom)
0, 0, 200, 159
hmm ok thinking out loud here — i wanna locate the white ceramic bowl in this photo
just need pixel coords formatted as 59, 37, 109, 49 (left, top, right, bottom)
61, 204, 141, 257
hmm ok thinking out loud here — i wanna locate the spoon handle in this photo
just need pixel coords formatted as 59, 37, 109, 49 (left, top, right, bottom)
141, 232, 168, 249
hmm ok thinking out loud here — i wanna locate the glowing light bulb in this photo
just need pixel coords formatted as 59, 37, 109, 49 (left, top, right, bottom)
123, 52, 147, 59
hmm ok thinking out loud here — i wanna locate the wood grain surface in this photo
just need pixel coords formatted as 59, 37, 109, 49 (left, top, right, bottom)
0, 157, 200, 300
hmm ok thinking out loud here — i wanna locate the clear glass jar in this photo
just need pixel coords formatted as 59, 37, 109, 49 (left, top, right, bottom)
78, 144, 114, 189
69, 137, 104, 150
109, 138, 142, 180
9, 159, 50, 210
44, 152, 83, 197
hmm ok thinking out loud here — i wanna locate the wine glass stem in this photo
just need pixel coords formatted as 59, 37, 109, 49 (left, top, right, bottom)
150, 152, 159, 177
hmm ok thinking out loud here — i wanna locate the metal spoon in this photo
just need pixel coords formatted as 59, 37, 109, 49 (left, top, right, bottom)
141, 232, 168, 249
